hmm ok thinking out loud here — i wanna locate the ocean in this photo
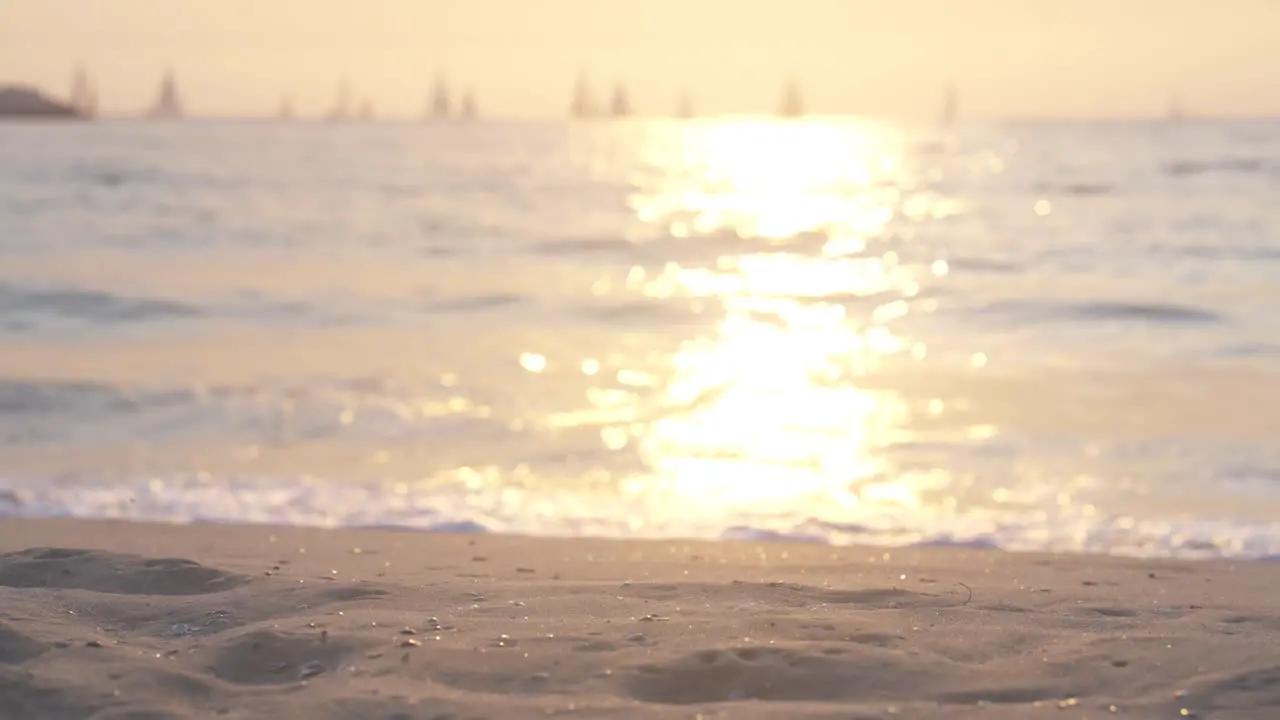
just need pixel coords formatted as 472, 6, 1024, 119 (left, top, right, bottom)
1, 117, 1279, 559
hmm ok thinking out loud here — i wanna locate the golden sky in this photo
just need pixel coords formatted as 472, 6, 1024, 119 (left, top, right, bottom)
2, 0, 1278, 119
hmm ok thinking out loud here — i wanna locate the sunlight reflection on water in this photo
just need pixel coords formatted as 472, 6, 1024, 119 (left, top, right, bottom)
571, 120, 945, 524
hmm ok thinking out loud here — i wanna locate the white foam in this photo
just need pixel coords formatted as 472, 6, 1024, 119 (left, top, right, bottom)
4, 473, 1280, 560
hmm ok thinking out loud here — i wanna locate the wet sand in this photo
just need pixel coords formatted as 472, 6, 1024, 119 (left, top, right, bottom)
0, 517, 1277, 719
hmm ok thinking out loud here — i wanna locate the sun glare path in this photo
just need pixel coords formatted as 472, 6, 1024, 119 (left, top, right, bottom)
608, 120, 936, 520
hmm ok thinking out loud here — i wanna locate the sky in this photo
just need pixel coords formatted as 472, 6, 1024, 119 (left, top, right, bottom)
2, 0, 1279, 119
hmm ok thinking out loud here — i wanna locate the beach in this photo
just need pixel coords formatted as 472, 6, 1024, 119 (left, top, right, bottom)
4, 117, 1280, 718
1, 518, 1276, 719
5, 3, 1280, 715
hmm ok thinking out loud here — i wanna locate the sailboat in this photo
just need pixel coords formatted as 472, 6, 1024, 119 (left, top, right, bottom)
327, 81, 352, 122
277, 94, 294, 120
570, 71, 596, 119
70, 64, 98, 119
779, 78, 803, 119
941, 84, 958, 125
460, 90, 477, 120
147, 69, 184, 120
357, 98, 375, 121
609, 83, 632, 118
430, 75, 451, 119
676, 90, 694, 120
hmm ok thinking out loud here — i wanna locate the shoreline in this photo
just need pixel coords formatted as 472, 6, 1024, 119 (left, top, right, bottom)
2, 517, 1278, 718
3, 509, 1276, 563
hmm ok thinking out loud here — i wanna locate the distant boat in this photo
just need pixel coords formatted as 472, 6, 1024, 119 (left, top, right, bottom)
779, 79, 803, 118
0, 85, 83, 120
1167, 93, 1184, 122
70, 64, 98, 118
327, 81, 352, 122
941, 84, 958, 125
358, 98, 375, 121
609, 83, 632, 118
570, 71, 596, 119
430, 75, 450, 119
147, 69, 184, 120
277, 94, 294, 120
460, 89, 477, 120
677, 90, 694, 119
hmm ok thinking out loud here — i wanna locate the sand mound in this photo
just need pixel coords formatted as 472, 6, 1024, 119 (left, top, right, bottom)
0, 621, 46, 664
0, 548, 246, 595
208, 629, 372, 685
624, 646, 946, 704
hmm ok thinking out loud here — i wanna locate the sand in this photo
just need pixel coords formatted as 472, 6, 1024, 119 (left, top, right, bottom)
0, 519, 1277, 719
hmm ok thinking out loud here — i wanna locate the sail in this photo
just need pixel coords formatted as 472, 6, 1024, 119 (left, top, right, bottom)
570, 72, 595, 119
70, 65, 97, 118
610, 84, 632, 118
941, 84, 958, 125
327, 81, 351, 121
460, 90, 477, 120
277, 94, 294, 120
431, 75, 450, 119
779, 79, 803, 118
677, 91, 693, 119
147, 70, 184, 120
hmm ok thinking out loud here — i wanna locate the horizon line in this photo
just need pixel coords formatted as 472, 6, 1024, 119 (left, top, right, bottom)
56, 112, 1280, 123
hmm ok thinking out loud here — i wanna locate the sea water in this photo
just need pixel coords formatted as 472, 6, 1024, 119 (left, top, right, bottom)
2, 117, 1279, 558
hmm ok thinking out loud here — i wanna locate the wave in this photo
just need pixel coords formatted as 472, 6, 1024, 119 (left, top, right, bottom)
0, 378, 148, 416
1033, 181, 1114, 196
0, 283, 421, 333
1216, 342, 1280, 358
1059, 182, 1113, 196
1173, 245, 1280, 263
1165, 157, 1269, 177
0, 373, 534, 452
582, 298, 719, 326
67, 160, 166, 189
4, 472, 1280, 560
529, 237, 638, 257
0, 379, 201, 448
978, 298, 1224, 326
424, 292, 524, 315
942, 256, 1025, 274
0, 282, 200, 326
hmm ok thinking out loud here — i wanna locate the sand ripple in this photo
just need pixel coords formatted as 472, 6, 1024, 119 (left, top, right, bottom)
2, 520, 1280, 718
